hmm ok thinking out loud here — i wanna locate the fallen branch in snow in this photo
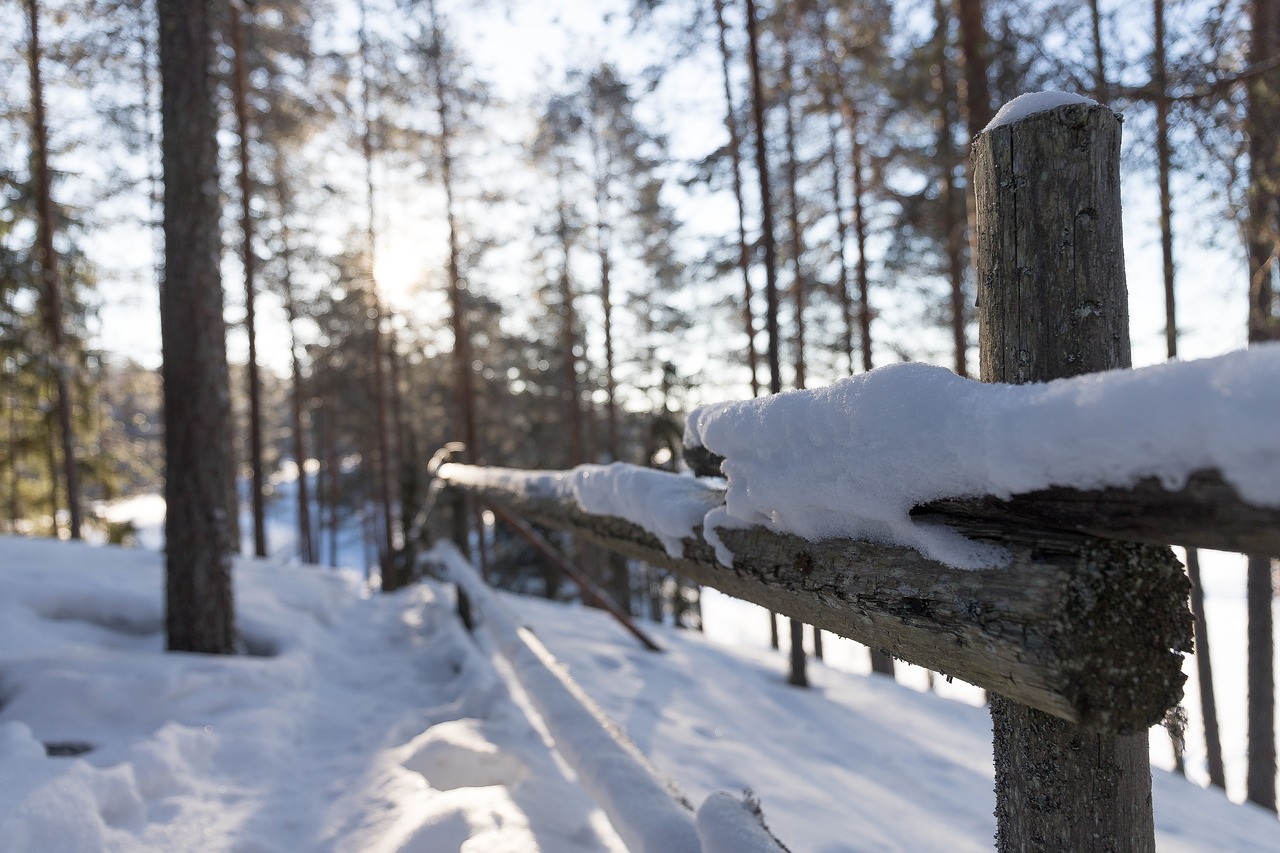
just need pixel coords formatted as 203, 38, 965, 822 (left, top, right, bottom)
435, 460, 1190, 734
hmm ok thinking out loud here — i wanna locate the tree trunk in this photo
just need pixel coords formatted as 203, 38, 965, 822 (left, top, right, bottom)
777, 9, 810, 690
1244, 0, 1280, 814
935, 0, 968, 377
157, 0, 236, 654
952, 0, 994, 133
745, 0, 786, 661
713, 0, 760, 398
557, 189, 584, 466
1186, 550, 1227, 789
787, 615, 807, 687
274, 176, 314, 565
976, 101, 1158, 851
781, 31, 806, 391
25, 0, 82, 541
1246, 553, 1276, 810
743, 0, 781, 398
1153, 0, 1198, 779
851, 121, 873, 374
1088, 0, 1108, 102
228, 1, 266, 559
357, 0, 395, 572
324, 398, 339, 568
815, 17, 855, 376
1154, 0, 1176, 362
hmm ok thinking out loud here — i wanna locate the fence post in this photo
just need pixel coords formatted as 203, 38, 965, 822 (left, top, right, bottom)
974, 99, 1162, 851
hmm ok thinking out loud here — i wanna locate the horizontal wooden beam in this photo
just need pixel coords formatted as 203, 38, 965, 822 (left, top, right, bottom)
687, 449, 1280, 556
916, 469, 1280, 556
436, 462, 1192, 734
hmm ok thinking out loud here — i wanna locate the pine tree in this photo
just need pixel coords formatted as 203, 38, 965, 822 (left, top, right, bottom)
24, 0, 83, 539
157, 0, 236, 654
1244, 0, 1279, 814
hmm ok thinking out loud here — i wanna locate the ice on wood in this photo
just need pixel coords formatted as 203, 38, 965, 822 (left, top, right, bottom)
686, 346, 1280, 568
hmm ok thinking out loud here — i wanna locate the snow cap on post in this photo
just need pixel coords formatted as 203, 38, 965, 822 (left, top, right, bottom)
983, 91, 1100, 132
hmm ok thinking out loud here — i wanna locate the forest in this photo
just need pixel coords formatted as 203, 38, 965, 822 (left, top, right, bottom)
3, 0, 1280, 837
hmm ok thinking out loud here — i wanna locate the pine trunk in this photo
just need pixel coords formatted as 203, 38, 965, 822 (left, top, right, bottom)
934, 0, 968, 377
228, 3, 266, 559
713, 0, 760, 398
745, 0, 786, 658
1244, 0, 1279, 814
358, 0, 396, 570
25, 0, 82, 540
275, 189, 314, 565
743, 0, 781, 398
1186, 550, 1227, 789
157, 0, 236, 654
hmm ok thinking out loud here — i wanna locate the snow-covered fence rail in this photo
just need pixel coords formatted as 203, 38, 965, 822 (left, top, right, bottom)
435, 97, 1280, 852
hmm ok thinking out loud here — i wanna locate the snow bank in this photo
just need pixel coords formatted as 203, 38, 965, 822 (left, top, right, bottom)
983, 90, 1099, 131
686, 347, 1280, 568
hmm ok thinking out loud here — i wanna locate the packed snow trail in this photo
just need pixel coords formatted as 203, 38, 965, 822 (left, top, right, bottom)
0, 537, 623, 852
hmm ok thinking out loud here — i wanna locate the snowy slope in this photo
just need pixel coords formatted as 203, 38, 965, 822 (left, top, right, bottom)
0, 535, 1276, 851
504, 591, 1280, 853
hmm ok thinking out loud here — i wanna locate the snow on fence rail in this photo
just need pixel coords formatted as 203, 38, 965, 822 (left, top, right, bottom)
427, 541, 786, 853
431, 96, 1280, 852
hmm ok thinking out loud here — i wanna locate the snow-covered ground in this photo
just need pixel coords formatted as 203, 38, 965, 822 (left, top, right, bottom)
1, 533, 1277, 851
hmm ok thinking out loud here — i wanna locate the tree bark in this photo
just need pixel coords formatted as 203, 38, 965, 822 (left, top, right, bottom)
357, 0, 396, 569
157, 0, 236, 654
1245, 0, 1280, 813
25, 0, 82, 540
712, 0, 760, 398
1246, 553, 1277, 809
781, 29, 806, 391
934, 0, 968, 376
975, 101, 1164, 851
851, 123, 873, 375
1186, 549, 1227, 789
228, 1, 266, 559
744, 0, 788, 656
1088, 0, 1108, 102
1154, 0, 1177, 362
274, 171, 314, 565
744, 0, 781, 397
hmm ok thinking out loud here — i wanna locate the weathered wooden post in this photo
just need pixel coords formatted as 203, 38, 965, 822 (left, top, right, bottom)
974, 97, 1180, 850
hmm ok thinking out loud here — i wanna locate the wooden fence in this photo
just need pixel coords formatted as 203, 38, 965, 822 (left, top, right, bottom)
431, 101, 1280, 850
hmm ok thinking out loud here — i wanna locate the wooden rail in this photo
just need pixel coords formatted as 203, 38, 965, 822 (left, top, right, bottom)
435, 459, 1192, 733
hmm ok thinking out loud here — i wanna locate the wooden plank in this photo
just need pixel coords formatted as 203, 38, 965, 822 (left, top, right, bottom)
436, 461, 1191, 735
